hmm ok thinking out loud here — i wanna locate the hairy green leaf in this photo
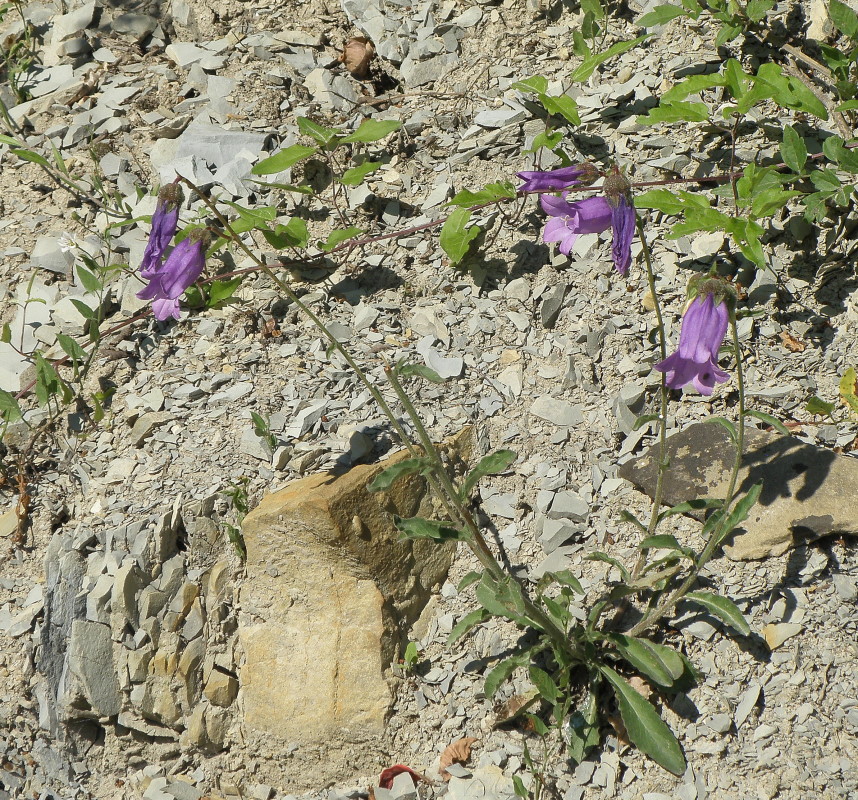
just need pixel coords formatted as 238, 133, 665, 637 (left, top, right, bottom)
457, 571, 482, 592
262, 217, 309, 249
297, 116, 340, 146
600, 665, 686, 774
460, 449, 517, 500
447, 608, 491, 646
830, 0, 858, 38
541, 93, 581, 126
685, 591, 750, 635
529, 666, 560, 704
393, 516, 465, 542
567, 688, 600, 764
511, 75, 549, 94
447, 182, 517, 207
713, 482, 763, 548
76, 264, 102, 294
55, 333, 86, 362
585, 551, 631, 582
367, 457, 433, 492
607, 634, 676, 687
397, 362, 445, 383
745, 408, 790, 435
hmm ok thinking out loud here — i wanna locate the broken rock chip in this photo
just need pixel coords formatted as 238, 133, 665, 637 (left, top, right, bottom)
618, 423, 858, 560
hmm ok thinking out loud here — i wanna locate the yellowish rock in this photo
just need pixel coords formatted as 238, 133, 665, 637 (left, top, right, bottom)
762, 622, 804, 650
204, 670, 238, 707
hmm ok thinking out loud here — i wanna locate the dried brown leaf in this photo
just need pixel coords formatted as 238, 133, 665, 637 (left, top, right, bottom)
779, 330, 806, 352
439, 736, 478, 780
339, 36, 375, 79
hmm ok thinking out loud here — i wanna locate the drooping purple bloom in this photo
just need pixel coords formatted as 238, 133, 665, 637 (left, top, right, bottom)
608, 194, 635, 276
140, 184, 183, 277
654, 293, 730, 395
517, 163, 598, 193
137, 230, 208, 321
540, 194, 613, 256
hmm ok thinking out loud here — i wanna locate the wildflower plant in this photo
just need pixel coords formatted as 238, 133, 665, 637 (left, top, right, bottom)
2, 0, 857, 790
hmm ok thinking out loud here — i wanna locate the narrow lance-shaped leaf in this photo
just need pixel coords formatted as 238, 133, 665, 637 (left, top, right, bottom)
780, 125, 807, 174
685, 591, 751, 635
607, 633, 676, 687
599, 665, 687, 775
393, 516, 466, 542
529, 665, 560, 705
460, 449, 517, 500
339, 119, 401, 143
447, 608, 491, 646
367, 457, 433, 492
712, 482, 763, 548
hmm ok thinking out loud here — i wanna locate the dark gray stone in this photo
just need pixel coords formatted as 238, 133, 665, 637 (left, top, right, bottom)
540, 283, 567, 328
619, 423, 858, 559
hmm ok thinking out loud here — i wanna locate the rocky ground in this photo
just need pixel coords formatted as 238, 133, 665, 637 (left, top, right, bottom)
1, 0, 857, 799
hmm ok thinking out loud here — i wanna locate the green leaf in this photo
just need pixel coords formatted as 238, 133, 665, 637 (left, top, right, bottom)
447, 608, 490, 646
637, 100, 710, 125
0, 323, 10, 343
810, 168, 842, 192
685, 591, 750, 635
511, 75, 549, 94
581, 0, 605, 19
11, 148, 50, 168
780, 125, 807, 174
460, 449, 517, 500
632, 413, 660, 430
249, 411, 270, 436
657, 497, 723, 523
251, 144, 317, 175
208, 276, 242, 306
805, 395, 836, 417
545, 569, 585, 594
745, 408, 790, 435
476, 575, 528, 623
457, 571, 482, 592
76, 264, 102, 294
749, 63, 829, 119
484, 654, 528, 698
607, 633, 676, 687
393, 516, 465, 542
55, 333, 86, 362
642, 640, 687, 682
529, 666, 560, 704
262, 217, 310, 249
512, 775, 528, 800
637, 4, 688, 26
703, 415, 737, 442
620, 509, 648, 534
0, 388, 23, 422
570, 35, 650, 83
367, 457, 433, 492
639, 534, 694, 560
338, 160, 382, 186
525, 129, 565, 154
440, 207, 480, 265
397, 362, 445, 383
319, 226, 363, 252
839, 367, 858, 414
69, 299, 96, 321
541, 94, 581, 126
599, 665, 686, 775
745, 0, 774, 22
713, 482, 763, 548
830, 0, 858, 38
297, 116, 340, 147
631, 187, 686, 213
585, 551, 631, 582
567, 688, 601, 764
447, 182, 517, 207
339, 119, 401, 143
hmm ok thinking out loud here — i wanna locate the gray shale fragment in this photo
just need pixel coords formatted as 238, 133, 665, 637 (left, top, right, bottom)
619, 422, 858, 559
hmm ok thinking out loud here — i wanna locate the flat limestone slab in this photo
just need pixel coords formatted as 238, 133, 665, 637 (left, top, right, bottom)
619, 423, 858, 560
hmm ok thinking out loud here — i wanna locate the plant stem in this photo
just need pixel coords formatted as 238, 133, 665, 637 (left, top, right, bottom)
627, 310, 747, 637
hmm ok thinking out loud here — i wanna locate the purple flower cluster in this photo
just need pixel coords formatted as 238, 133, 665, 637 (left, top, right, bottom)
518, 163, 736, 394
136, 184, 208, 321
518, 165, 635, 276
